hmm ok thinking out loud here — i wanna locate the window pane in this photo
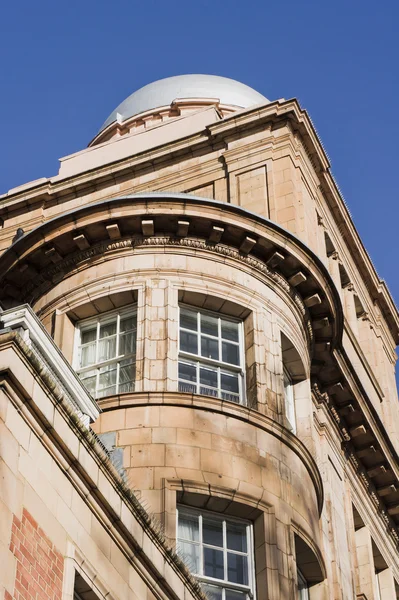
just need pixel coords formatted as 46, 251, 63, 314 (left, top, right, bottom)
119, 381, 134, 394
225, 590, 247, 600
178, 541, 200, 574
222, 342, 240, 365
99, 321, 117, 338
221, 373, 239, 394
120, 316, 136, 332
201, 314, 218, 337
80, 370, 96, 394
120, 361, 134, 384
180, 311, 198, 331
81, 328, 96, 344
227, 523, 247, 552
120, 332, 136, 356
227, 553, 248, 585
98, 336, 117, 362
203, 519, 223, 547
99, 364, 117, 389
178, 513, 199, 541
200, 367, 218, 388
81, 343, 96, 367
97, 385, 116, 398
179, 362, 197, 382
201, 337, 219, 360
204, 548, 224, 580
181, 331, 198, 354
179, 381, 196, 394
221, 320, 239, 342
201, 584, 223, 600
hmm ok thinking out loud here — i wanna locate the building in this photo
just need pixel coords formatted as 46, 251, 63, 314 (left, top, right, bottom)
0, 74, 398, 600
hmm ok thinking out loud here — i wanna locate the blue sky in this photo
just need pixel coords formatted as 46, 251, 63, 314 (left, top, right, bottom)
0, 0, 398, 309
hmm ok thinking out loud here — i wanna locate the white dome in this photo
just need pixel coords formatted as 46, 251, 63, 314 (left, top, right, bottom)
99, 74, 268, 133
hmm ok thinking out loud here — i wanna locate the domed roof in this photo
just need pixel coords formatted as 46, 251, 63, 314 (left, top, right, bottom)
99, 74, 268, 133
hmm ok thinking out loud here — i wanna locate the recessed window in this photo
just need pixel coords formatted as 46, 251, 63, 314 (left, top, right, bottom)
177, 506, 255, 600
283, 367, 296, 434
75, 308, 137, 399
297, 568, 309, 600
178, 306, 245, 404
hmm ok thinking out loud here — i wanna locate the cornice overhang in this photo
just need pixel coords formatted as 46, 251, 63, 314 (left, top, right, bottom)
0, 193, 343, 351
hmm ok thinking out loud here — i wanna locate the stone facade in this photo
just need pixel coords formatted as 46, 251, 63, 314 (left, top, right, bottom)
0, 76, 398, 600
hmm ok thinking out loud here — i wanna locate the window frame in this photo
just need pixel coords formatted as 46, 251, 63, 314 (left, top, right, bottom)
176, 505, 256, 600
297, 568, 309, 600
178, 304, 246, 405
283, 366, 296, 434
74, 306, 137, 399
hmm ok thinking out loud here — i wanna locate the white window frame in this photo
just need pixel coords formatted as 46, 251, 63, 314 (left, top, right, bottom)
283, 367, 296, 434
176, 506, 256, 600
297, 568, 309, 600
74, 306, 137, 399
178, 304, 246, 405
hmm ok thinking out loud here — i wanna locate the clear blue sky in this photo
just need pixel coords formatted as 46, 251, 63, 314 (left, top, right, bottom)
0, 0, 398, 309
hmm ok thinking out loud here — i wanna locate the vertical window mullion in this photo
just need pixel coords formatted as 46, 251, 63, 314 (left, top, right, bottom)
223, 518, 227, 583
116, 314, 120, 357
197, 311, 201, 358
199, 513, 203, 576
196, 362, 200, 394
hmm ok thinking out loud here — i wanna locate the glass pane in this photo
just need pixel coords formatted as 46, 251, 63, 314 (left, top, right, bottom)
201, 314, 218, 337
120, 316, 136, 332
99, 321, 117, 338
201, 337, 219, 360
227, 523, 247, 552
203, 519, 223, 547
119, 381, 134, 394
201, 584, 223, 600
221, 373, 239, 394
120, 332, 136, 355
81, 328, 96, 344
119, 362, 134, 384
178, 513, 199, 541
222, 342, 240, 366
221, 320, 239, 342
200, 367, 218, 388
225, 590, 247, 600
179, 362, 197, 382
179, 381, 196, 394
97, 385, 116, 398
178, 541, 200, 574
227, 553, 248, 585
181, 331, 198, 354
98, 337, 117, 362
180, 311, 198, 332
81, 342, 96, 367
80, 371, 96, 394
200, 386, 219, 398
99, 364, 118, 389
204, 547, 224, 580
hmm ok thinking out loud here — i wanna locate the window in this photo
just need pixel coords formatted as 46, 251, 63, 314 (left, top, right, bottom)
75, 308, 137, 399
177, 507, 255, 600
178, 307, 245, 404
297, 568, 309, 600
283, 367, 296, 434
